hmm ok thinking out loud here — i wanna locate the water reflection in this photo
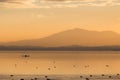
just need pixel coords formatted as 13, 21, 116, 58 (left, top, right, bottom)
0, 51, 119, 74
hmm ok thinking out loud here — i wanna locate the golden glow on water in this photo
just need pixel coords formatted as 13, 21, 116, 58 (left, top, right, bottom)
0, 51, 120, 75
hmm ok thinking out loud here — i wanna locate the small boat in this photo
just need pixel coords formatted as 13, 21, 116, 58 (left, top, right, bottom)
22, 54, 30, 58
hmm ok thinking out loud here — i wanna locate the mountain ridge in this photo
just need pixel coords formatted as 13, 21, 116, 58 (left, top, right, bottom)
1, 28, 120, 47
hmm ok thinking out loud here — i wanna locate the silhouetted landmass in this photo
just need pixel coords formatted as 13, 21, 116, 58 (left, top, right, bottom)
1, 28, 120, 47
0, 46, 120, 51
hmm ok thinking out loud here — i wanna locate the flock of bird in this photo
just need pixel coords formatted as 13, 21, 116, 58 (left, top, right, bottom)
10, 52, 115, 80
15, 53, 110, 70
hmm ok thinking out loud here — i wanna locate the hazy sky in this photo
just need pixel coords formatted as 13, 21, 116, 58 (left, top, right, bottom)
0, 0, 120, 42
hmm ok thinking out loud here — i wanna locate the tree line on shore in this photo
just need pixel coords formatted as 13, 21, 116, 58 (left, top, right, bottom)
0, 45, 120, 51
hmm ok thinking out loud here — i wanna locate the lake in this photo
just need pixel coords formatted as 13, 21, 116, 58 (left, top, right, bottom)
0, 51, 120, 80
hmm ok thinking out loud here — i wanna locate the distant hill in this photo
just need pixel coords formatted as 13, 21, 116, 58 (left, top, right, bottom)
1, 28, 120, 47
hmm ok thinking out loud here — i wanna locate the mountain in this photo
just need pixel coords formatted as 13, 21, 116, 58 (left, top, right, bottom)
1, 28, 120, 47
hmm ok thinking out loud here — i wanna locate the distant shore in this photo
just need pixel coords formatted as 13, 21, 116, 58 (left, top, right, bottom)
0, 46, 120, 51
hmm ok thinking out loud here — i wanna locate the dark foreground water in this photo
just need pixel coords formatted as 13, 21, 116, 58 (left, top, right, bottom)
1, 74, 120, 80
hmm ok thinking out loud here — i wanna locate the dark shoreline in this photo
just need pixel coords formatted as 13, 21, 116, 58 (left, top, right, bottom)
0, 46, 120, 51
0, 74, 120, 80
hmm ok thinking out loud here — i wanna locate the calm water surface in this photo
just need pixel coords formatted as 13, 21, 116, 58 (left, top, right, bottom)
0, 51, 120, 75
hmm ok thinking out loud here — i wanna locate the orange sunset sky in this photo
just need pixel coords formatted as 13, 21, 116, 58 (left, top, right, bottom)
0, 0, 120, 42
